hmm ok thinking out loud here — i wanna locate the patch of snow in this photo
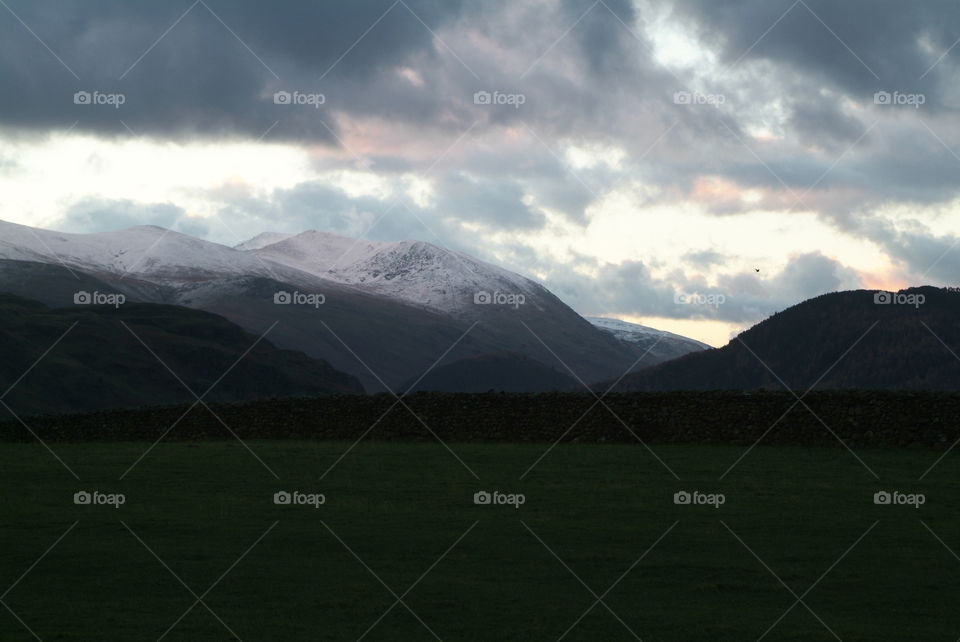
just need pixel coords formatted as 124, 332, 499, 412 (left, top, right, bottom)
0, 219, 556, 317
249, 230, 545, 315
0, 219, 278, 282
233, 232, 294, 251
586, 316, 711, 350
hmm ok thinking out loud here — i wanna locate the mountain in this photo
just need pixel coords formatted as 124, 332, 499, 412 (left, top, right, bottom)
401, 351, 579, 393
0, 256, 479, 394
0, 220, 680, 392
587, 316, 711, 362
0, 219, 281, 283
0, 293, 363, 416
610, 287, 960, 391
233, 232, 294, 251
248, 230, 549, 318
239, 229, 655, 386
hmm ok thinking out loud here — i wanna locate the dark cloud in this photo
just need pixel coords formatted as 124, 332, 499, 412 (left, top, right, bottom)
207, 180, 394, 242
0, 0, 680, 147
763, 251, 863, 301
855, 217, 960, 286
676, 0, 960, 101
560, 0, 638, 74
0, 0, 475, 141
195, 177, 509, 255
787, 98, 868, 150
854, 123, 960, 201
659, 0, 960, 220
886, 231, 960, 286
433, 174, 545, 230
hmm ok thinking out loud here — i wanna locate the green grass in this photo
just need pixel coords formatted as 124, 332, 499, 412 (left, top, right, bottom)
1, 440, 959, 640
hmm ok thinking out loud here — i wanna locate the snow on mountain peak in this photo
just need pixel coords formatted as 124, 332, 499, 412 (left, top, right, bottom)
0, 218, 276, 282
0, 219, 541, 312
233, 231, 294, 251
0, 219, 711, 361
246, 229, 541, 315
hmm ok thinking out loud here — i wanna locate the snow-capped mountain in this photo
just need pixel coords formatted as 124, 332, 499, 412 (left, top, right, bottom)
587, 316, 711, 362
587, 316, 711, 348
233, 232, 294, 251
0, 219, 707, 392
246, 230, 546, 317
0, 219, 280, 283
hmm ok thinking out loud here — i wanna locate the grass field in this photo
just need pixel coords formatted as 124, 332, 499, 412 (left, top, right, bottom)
1, 440, 959, 640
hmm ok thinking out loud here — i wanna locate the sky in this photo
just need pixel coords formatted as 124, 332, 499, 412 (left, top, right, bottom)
1, 0, 959, 346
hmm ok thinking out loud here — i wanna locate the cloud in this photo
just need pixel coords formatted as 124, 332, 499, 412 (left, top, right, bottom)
433, 173, 546, 230
762, 251, 863, 301
0, 153, 18, 173
538, 249, 863, 324
787, 98, 868, 151
57, 198, 209, 237
199, 177, 494, 253
4, 0, 960, 337
0, 0, 475, 141
853, 215, 960, 285
683, 249, 727, 269
676, 0, 960, 102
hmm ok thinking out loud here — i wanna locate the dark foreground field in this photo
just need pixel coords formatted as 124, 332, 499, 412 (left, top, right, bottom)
1, 440, 958, 640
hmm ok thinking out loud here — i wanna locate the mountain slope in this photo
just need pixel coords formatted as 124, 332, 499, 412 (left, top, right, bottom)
0, 220, 652, 391
240, 230, 663, 384
0, 219, 275, 282
587, 316, 711, 362
0, 294, 363, 415
248, 230, 546, 318
611, 287, 960, 391
233, 232, 294, 251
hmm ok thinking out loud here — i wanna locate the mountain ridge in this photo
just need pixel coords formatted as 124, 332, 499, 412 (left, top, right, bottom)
0, 219, 704, 392
246, 229, 548, 318
609, 287, 960, 391
586, 315, 712, 364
